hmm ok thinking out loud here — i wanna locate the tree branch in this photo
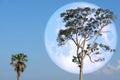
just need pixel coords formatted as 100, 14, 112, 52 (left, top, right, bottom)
78, 36, 83, 45
70, 37, 83, 49
87, 54, 94, 63
83, 25, 105, 59
88, 25, 104, 55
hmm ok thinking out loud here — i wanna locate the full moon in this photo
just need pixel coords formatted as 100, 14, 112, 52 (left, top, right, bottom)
45, 2, 117, 74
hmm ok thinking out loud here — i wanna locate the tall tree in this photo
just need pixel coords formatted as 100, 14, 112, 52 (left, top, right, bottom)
57, 7, 115, 80
10, 53, 28, 80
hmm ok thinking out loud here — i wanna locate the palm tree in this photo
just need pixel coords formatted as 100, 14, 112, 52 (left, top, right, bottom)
10, 53, 28, 80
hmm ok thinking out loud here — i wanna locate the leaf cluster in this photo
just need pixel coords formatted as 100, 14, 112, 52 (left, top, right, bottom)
11, 53, 28, 63
57, 27, 76, 46
57, 7, 114, 46
86, 42, 115, 56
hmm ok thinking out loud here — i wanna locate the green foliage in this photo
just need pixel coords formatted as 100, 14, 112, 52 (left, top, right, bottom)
11, 53, 28, 63
57, 27, 77, 46
57, 7, 115, 66
99, 43, 115, 52
57, 7, 114, 46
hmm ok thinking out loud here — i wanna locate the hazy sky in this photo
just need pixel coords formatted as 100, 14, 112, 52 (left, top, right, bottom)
0, 0, 120, 80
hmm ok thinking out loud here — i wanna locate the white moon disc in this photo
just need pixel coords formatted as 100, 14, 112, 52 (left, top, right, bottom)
44, 2, 117, 74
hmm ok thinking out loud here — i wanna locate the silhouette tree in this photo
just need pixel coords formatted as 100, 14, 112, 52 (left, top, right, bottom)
10, 53, 28, 80
57, 7, 115, 80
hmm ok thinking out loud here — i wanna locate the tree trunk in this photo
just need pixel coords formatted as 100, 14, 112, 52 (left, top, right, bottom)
17, 71, 20, 80
79, 59, 83, 80
17, 76, 19, 80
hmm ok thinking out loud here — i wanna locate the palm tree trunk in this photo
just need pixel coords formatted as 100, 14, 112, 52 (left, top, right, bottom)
79, 59, 83, 80
17, 71, 20, 80
17, 76, 19, 80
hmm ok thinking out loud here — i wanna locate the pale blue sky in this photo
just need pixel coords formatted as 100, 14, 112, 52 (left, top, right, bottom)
0, 0, 120, 80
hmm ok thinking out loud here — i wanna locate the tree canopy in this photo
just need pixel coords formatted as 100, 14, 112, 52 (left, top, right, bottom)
57, 7, 115, 66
